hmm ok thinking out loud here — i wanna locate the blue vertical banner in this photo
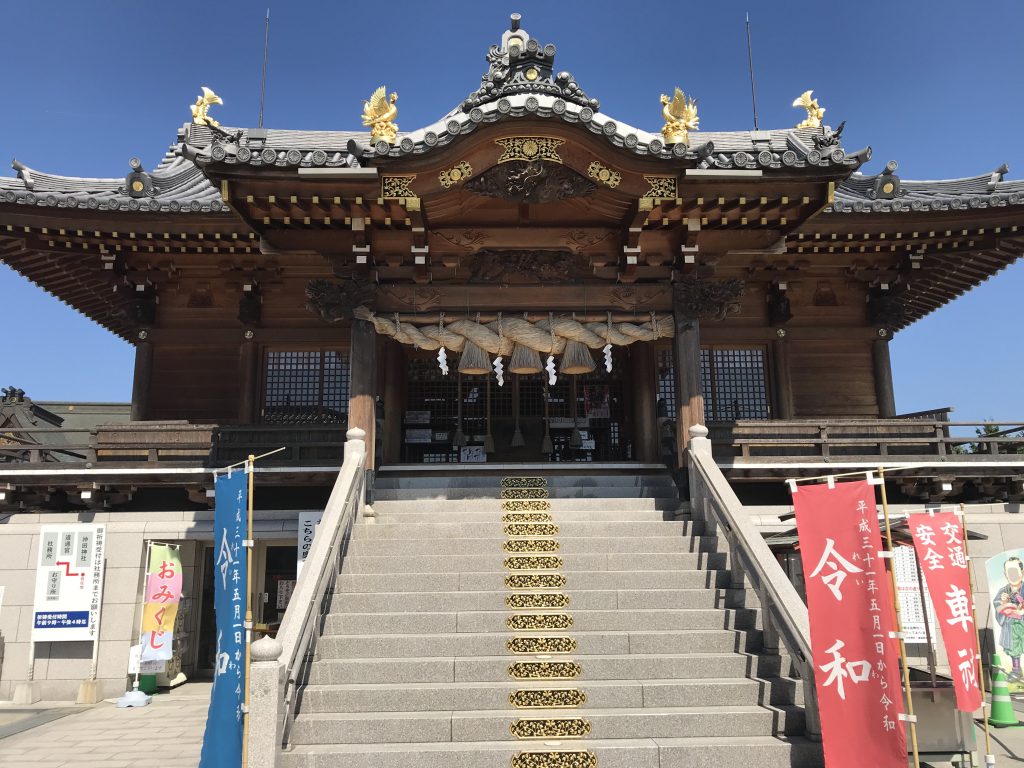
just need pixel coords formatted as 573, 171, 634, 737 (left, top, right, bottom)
199, 468, 249, 768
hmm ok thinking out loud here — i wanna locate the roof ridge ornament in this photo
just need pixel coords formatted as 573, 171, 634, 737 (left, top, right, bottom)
660, 88, 699, 146
362, 85, 399, 145
461, 13, 598, 113
792, 89, 825, 129
191, 86, 223, 128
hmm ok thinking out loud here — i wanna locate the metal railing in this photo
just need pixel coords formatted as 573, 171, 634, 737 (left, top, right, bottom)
246, 428, 367, 767
687, 424, 821, 740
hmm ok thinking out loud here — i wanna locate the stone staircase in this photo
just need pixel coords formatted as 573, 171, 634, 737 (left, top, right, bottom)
282, 470, 823, 768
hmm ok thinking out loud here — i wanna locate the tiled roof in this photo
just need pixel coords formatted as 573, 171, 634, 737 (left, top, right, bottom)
830, 164, 1024, 214
186, 97, 862, 175
0, 142, 229, 214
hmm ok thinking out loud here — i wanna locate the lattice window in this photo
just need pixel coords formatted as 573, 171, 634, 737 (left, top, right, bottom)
657, 348, 677, 417
703, 347, 770, 422
263, 350, 350, 424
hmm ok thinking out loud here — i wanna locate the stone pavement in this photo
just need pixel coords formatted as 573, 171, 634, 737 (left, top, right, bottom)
0, 683, 209, 768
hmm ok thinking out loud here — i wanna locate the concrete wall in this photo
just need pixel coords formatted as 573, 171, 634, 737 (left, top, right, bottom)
0, 508, 305, 702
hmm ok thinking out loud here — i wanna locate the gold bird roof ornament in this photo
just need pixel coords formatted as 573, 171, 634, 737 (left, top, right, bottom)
362, 85, 399, 145
660, 87, 699, 146
792, 90, 826, 129
190, 86, 223, 128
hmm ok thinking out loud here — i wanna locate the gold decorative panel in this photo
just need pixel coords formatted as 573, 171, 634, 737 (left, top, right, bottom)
509, 661, 583, 680
506, 593, 570, 610
507, 636, 577, 654
502, 488, 550, 500
506, 573, 567, 590
510, 718, 592, 739
512, 751, 597, 768
503, 513, 554, 523
642, 175, 677, 199
502, 477, 548, 489
438, 161, 473, 188
381, 175, 416, 199
504, 556, 563, 571
509, 688, 587, 709
507, 613, 574, 631
497, 137, 564, 164
587, 161, 621, 188
504, 523, 559, 537
503, 500, 552, 512
504, 539, 560, 553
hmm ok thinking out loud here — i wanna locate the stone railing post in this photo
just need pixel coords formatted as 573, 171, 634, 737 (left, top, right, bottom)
248, 635, 284, 768
688, 424, 712, 455
345, 428, 369, 518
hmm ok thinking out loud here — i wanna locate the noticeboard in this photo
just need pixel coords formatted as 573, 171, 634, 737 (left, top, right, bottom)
31, 523, 106, 642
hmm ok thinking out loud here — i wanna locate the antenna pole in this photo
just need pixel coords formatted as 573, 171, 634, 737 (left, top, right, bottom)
258, 9, 270, 128
745, 13, 759, 130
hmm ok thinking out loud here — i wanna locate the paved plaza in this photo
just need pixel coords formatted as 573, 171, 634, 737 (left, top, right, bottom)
2, 683, 1024, 766
0, 683, 209, 768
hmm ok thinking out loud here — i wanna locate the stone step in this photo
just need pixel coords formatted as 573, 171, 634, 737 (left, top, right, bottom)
373, 486, 676, 500
303, 652, 776, 685
340, 551, 727, 574
333, 569, 731, 593
371, 498, 680, 513
367, 508, 686, 523
351, 520, 702, 539
279, 736, 823, 768
373, 474, 677, 490
343, 535, 715, 557
297, 677, 781, 713
314, 629, 762, 660
322, 608, 757, 635
328, 588, 744, 614
288, 704, 801, 745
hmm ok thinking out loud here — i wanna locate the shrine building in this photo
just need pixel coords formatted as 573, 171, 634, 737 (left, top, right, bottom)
0, 14, 1022, 766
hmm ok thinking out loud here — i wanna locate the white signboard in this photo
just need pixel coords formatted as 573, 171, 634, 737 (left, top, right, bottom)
894, 544, 939, 644
31, 523, 106, 642
127, 643, 167, 675
297, 512, 323, 578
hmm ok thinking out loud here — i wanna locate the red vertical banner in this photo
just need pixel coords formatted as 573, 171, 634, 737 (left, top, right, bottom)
792, 480, 907, 768
909, 512, 983, 712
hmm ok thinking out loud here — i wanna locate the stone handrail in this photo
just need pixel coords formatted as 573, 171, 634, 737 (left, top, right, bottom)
247, 428, 367, 767
687, 424, 821, 740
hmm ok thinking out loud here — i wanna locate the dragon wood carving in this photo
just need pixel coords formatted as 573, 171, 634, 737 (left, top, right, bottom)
464, 160, 596, 204
469, 250, 583, 284
305, 279, 377, 322
672, 277, 745, 322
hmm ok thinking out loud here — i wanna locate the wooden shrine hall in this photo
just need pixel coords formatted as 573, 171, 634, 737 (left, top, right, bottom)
2, 14, 1023, 495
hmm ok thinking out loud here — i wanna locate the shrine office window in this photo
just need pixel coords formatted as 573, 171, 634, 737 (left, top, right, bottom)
262, 350, 350, 424
700, 347, 770, 422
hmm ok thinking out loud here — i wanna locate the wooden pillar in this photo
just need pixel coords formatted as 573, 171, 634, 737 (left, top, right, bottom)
348, 319, 377, 468
238, 339, 259, 424
772, 337, 794, 419
130, 340, 153, 422
382, 340, 403, 464
672, 313, 704, 467
630, 343, 659, 462
873, 338, 897, 418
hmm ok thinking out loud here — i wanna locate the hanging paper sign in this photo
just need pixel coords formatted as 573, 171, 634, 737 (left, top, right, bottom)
31, 524, 106, 642
908, 512, 983, 712
297, 511, 323, 578
140, 543, 183, 661
199, 469, 249, 768
893, 545, 939, 644
792, 480, 907, 768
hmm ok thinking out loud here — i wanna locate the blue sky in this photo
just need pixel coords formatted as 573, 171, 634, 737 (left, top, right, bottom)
1, 0, 1021, 420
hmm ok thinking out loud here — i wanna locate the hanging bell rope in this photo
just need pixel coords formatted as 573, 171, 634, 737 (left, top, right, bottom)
352, 307, 674, 357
